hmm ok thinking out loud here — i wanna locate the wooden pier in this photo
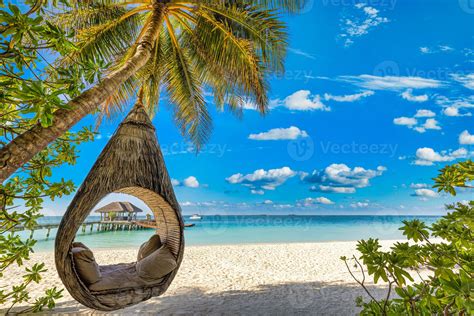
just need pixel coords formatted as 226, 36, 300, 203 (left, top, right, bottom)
134, 220, 195, 229
14, 219, 194, 240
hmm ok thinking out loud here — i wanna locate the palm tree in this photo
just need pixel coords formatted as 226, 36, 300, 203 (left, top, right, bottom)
0, 0, 307, 182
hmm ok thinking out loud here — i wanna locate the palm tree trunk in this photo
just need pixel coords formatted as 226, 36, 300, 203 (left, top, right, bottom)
0, 7, 165, 183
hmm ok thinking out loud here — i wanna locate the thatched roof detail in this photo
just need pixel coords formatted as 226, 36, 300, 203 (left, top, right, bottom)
94, 202, 143, 213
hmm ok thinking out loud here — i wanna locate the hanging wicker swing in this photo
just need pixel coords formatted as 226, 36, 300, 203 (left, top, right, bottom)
54, 101, 184, 311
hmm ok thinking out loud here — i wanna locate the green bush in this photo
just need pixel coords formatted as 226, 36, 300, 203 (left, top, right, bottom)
343, 161, 473, 315
1, 1, 98, 312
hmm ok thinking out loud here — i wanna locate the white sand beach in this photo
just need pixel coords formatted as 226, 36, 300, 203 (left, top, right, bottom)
1, 240, 416, 315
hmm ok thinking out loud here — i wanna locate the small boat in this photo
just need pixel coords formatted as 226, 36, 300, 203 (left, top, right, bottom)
184, 223, 195, 228
189, 214, 202, 220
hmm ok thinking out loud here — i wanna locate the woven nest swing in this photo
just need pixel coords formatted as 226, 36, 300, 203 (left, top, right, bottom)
54, 101, 184, 311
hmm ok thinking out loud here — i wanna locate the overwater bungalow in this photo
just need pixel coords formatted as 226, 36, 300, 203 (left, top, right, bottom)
95, 202, 143, 222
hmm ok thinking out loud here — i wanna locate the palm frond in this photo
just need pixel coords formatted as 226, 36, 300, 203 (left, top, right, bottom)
95, 75, 138, 127
246, 0, 309, 13
163, 16, 212, 149
180, 8, 269, 112
196, 2, 288, 72
60, 5, 146, 65
136, 27, 168, 117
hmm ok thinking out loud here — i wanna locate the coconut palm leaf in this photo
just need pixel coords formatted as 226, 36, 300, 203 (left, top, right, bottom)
162, 16, 211, 148
54, 0, 298, 148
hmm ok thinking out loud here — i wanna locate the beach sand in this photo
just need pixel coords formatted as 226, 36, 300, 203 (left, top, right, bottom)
1, 240, 416, 315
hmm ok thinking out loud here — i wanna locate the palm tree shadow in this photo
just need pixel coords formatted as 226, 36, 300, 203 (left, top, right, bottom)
39, 281, 389, 315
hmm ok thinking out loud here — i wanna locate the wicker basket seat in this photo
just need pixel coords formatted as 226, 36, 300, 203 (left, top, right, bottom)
54, 102, 184, 311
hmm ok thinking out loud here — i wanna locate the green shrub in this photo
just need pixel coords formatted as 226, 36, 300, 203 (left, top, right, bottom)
343, 161, 473, 315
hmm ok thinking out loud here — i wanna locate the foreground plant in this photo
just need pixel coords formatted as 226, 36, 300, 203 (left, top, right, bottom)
1, 1, 96, 313
342, 162, 473, 315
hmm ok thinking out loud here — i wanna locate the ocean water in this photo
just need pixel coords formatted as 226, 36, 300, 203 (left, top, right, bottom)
24, 215, 440, 252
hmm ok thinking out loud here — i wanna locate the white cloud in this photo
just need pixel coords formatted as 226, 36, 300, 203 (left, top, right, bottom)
401, 89, 429, 102
394, 112, 441, 133
263, 200, 273, 205
288, 48, 316, 60
301, 197, 335, 206
459, 130, 474, 145
350, 202, 369, 208
420, 45, 454, 54
314, 185, 356, 194
183, 176, 200, 188
437, 96, 473, 117
226, 167, 297, 191
415, 147, 469, 166
451, 74, 474, 90
394, 117, 417, 127
251, 189, 265, 195
419, 47, 431, 54
443, 106, 472, 117
414, 109, 436, 117
439, 45, 454, 52
324, 90, 374, 102
414, 189, 439, 198
283, 90, 330, 111
270, 89, 376, 112
171, 179, 180, 186
340, 75, 444, 91
249, 126, 308, 141
410, 183, 429, 189
305, 164, 386, 194
339, 4, 390, 47
242, 100, 257, 110
325, 164, 385, 187
422, 118, 441, 131
315, 197, 334, 205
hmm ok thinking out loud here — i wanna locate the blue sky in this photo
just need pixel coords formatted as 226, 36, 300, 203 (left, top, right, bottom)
44, 0, 473, 216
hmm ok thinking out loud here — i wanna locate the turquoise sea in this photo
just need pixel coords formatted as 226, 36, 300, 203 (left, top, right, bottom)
25, 215, 440, 252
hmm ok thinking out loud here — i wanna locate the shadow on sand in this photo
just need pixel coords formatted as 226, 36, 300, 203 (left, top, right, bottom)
13, 280, 388, 315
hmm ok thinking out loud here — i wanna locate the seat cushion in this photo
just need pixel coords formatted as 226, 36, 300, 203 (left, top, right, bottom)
137, 234, 162, 261
89, 264, 164, 292
72, 241, 89, 249
136, 245, 177, 280
72, 247, 101, 285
